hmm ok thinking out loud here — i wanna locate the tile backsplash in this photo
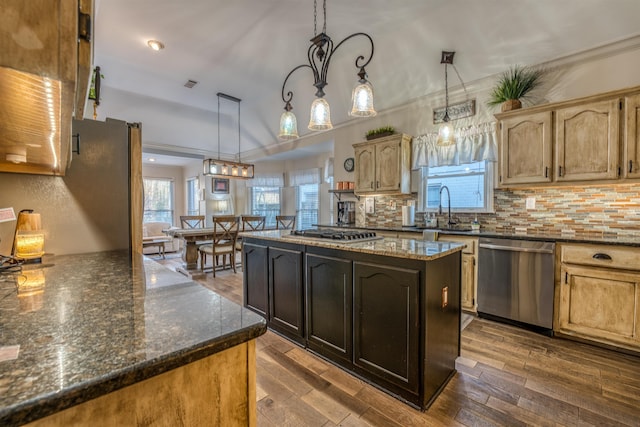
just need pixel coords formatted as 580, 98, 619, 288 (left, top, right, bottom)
358, 183, 640, 236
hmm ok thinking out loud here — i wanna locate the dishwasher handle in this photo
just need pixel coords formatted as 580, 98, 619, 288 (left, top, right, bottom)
479, 242, 554, 254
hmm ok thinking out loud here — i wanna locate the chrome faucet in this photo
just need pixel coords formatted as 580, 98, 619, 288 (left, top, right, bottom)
439, 185, 456, 228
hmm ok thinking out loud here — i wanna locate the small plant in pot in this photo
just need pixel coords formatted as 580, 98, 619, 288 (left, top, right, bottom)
487, 65, 544, 112
365, 126, 395, 140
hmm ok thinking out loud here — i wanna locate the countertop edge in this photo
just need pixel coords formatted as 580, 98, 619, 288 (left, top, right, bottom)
1, 321, 267, 426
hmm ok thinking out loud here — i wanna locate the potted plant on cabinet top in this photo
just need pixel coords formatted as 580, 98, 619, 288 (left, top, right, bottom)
365, 126, 395, 140
487, 65, 544, 112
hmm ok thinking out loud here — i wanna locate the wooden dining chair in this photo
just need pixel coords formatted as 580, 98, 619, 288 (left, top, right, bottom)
198, 216, 239, 277
180, 215, 205, 229
276, 215, 296, 230
236, 215, 266, 269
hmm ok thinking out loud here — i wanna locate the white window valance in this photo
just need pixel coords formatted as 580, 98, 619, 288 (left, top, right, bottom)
412, 122, 498, 168
245, 172, 284, 187
288, 168, 321, 186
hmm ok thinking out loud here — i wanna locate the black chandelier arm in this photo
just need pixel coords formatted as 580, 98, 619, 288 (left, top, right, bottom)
281, 63, 313, 105
331, 32, 374, 70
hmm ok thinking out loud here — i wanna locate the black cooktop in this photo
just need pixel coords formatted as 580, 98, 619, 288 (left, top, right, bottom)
291, 229, 378, 241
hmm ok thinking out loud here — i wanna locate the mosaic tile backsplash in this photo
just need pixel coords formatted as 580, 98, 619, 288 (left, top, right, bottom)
358, 183, 640, 236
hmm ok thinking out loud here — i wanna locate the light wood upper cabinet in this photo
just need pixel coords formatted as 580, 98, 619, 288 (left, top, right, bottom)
353, 133, 412, 195
499, 111, 553, 185
624, 93, 640, 178
555, 99, 620, 182
354, 144, 375, 192
556, 243, 640, 352
494, 86, 640, 187
0, 0, 93, 175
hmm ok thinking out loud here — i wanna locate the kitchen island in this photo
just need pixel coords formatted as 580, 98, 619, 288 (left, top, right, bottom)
0, 251, 266, 426
241, 230, 463, 410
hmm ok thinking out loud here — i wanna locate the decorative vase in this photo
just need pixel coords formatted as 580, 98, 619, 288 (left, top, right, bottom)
501, 99, 522, 112
366, 131, 394, 141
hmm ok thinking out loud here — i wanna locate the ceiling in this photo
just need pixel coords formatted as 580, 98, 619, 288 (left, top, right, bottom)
92, 0, 640, 166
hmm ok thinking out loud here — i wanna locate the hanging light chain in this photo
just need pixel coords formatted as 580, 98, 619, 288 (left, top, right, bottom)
322, 0, 327, 34
313, 0, 317, 36
217, 94, 221, 159
237, 99, 241, 163
444, 63, 449, 115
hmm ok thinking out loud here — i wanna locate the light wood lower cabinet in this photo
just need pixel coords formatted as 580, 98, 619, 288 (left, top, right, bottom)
438, 235, 478, 313
556, 243, 640, 352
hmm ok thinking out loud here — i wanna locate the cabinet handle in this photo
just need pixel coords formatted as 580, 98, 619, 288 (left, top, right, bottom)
78, 11, 92, 42
618, 166, 621, 177
565, 272, 568, 284
558, 166, 563, 177
441, 286, 448, 309
370, 182, 373, 189
592, 253, 612, 260
630, 160, 634, 173
376, 181, 379, 188
544, 166, 548, 178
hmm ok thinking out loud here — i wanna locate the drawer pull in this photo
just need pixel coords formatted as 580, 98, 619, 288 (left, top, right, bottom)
592, 253, 612, 260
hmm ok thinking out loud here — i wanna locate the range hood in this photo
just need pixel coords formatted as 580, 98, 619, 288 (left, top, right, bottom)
0, 67, 72, 175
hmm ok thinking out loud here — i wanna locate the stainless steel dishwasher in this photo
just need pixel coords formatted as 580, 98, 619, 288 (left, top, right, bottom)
477, 237, 555, 331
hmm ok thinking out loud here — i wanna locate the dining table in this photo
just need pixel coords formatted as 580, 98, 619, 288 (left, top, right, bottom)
164, 227, 218, 277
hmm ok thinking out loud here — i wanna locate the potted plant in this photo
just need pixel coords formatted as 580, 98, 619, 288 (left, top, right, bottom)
487, 65, 544, 112
365, 126, 395, 140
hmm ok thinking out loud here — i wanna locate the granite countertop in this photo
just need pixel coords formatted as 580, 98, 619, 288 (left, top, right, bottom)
243, 230, 464, 261
315, 224, 640, 246
0, 250, 267, 426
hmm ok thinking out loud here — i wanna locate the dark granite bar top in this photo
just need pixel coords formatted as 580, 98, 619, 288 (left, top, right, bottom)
315, 224, 640, 246
0, 251, 266, 426
243, 230, 464, 261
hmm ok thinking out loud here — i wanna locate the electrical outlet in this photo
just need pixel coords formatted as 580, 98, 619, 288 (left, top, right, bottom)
389, 201, 396, 210
525, 197, 536, 210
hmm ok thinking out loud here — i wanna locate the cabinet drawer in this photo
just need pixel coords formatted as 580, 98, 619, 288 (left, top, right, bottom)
561, 244, 640, 271
439, 236, 477, 255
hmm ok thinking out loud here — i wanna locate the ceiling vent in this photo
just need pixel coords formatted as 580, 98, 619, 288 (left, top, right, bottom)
184, 79, 198, 89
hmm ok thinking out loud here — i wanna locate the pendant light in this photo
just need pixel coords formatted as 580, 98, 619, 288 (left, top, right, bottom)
437, 51, 455, 147
203, 93, 254, 179
278, 0, 376, 138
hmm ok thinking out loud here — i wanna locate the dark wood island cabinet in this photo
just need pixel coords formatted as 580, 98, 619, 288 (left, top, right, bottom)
242, 230, 463, 409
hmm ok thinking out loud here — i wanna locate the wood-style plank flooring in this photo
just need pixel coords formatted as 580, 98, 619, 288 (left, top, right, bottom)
156, 254, 640, 426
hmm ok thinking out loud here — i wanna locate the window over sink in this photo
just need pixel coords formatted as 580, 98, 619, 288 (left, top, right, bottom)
417, 160, 494, 213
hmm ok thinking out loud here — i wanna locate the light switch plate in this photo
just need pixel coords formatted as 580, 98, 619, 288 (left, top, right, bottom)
525, 197, 536, 210
365, 197, 375, 214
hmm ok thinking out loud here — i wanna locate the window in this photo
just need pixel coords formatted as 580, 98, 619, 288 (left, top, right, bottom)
419, 161, 494, 212
250, 187, 281, 228
186, 177, 199, 216
143, 178, 174, 223
297, 183, 319, 230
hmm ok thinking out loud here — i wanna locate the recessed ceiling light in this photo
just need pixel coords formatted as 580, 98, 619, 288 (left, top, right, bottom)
147, 40, 165, 51
148, 157, 156, 162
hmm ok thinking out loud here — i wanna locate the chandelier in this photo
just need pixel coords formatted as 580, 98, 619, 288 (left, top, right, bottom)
278, 0, 376, 140
203, 93, 254, 179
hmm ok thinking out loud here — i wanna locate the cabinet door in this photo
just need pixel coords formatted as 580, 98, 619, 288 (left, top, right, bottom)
243, 242, 269, 318
269, 246, 305, 344
498, 111, 553, 185
306, 253, 353, 366
460, 254, 476, 312
354, 145, 375, 192
375, 140, 401, 191
558, 264, 640, 350
354, 262, 420, 394
624, 93, 640, 178
555, 99, 620, 181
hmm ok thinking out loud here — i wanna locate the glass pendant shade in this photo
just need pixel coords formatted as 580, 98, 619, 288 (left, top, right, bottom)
279, 110, 299, 140
308, 97, 333, 130
436, 120, 455, 146
349, 80, 376, 117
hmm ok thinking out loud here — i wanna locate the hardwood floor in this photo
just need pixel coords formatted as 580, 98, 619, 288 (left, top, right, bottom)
157, 254, 640, 426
